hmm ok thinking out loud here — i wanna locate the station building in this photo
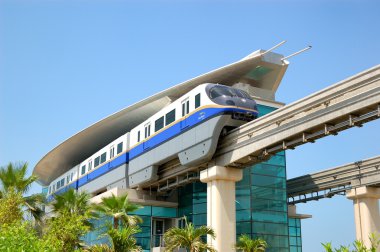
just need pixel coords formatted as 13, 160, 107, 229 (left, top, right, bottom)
35, 49, 309, 252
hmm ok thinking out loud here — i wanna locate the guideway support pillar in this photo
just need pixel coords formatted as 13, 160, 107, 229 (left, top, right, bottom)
200, 166, 243, 252
347, 186, 380, 249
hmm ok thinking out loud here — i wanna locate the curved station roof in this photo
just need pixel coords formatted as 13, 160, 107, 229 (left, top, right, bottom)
34, 49, 289, 186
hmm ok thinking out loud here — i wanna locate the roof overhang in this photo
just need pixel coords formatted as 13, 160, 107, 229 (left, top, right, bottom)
34, 49, 289, 186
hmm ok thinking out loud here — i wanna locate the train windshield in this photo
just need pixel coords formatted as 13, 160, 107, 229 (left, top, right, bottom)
209, 86, 252, 99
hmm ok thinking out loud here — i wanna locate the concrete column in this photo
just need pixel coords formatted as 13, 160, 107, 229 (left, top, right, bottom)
347, 186, 380, 249
200, 166, 243, 252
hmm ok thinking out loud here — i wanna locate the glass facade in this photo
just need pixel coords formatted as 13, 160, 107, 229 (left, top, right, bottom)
289, 218, 302, 252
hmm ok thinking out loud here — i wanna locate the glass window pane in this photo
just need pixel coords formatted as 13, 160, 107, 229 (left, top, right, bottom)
155, 116, 164, 132
94, 156, 100, 167
252, 210, 287, 223
252, 198, 287, 212
100, 152, 107, 163
252, 221, 288, 236
236, 209, 251, 221
165, 109, 176, 126
81, 165, 86, 175
236, 196, 250, 210
252, 163, 286, 178
152, 207, 177, 218
117, 142, 123, 154
251, 174, 286, 188
195, 93, 201, 108
251, 186, 286, 201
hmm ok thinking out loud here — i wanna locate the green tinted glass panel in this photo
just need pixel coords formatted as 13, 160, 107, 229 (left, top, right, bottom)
165, 109, 176, 126
237, 169, 251, 186
236, 196, 250, 210
195, 93, 201, 108
100, 152, 107, 163
117, 142, 123, 154
155, 116, 164, 132
236, 209, 251, 221
192, 203, 206, 214
289, 236, 298, 246
236, 221, 251, 236
262, 155, 286, 167
251, 174, 286, 188
192, 214, 206, 226
252, 210, 287, 223
152, 207, 177, 218
252, 163, 286, 178
94, 156, 100, 167
252, 198, 287, 212
130, 206, 152, 216
257, 104, 277, 117
252, 222, 288, 236
236, 187, 251, 197
252, 234, 289, 248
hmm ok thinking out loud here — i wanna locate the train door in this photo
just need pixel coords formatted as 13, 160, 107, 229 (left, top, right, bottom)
143, 122, 151, 150
181, 98, 190, 130
152, 219, 165, 247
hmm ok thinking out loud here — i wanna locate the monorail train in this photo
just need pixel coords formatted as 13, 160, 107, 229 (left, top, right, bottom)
46, 83, 258, 201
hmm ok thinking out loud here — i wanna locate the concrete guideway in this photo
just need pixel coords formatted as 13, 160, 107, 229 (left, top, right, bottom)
214, 64, 380, 168
289, 157, 380, 250
156, 65, 380, 190
288, 156, 380, 204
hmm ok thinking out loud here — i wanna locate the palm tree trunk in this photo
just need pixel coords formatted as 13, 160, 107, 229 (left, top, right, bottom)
113, 217, 119, 229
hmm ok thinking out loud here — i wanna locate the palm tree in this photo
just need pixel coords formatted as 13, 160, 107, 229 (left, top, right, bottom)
52, 188, 95, 216
163, 217, 216, 252
95, 193, 142, 229
107, 225, 142, 252
235, 234, 267, 252
0, 162, 45, 222
86, 226, 142, 252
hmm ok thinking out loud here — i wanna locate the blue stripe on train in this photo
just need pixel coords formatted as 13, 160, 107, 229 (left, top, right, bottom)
129, 107, 257, 160
78, 152, 129, 187
47, 107, 256, 200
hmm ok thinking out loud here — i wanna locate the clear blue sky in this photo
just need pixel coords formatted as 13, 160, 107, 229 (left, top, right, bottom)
1, 0, 379, 250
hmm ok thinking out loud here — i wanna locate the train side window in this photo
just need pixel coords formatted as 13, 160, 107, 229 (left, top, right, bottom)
182, 99, 189, 116
100, 152, 107, 163
53, 184, 55, 192
81, 165, 86, 175
71, 173, 73, 182
144, 123, 151, 138
117, 142, 123, 154
88, 160, 93, 171
165, 109, 175, 126
66, 175, 70, 184
137, 131, 140, 142
110, 146, 115, 159
94, 156, 100, 167
195, 93, 201, 108
155, 116, 164, 132
60, 178, 65, 187
56, 181, 60, 189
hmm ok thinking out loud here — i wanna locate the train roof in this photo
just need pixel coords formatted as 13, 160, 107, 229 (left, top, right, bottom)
34, 49, 289, 186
